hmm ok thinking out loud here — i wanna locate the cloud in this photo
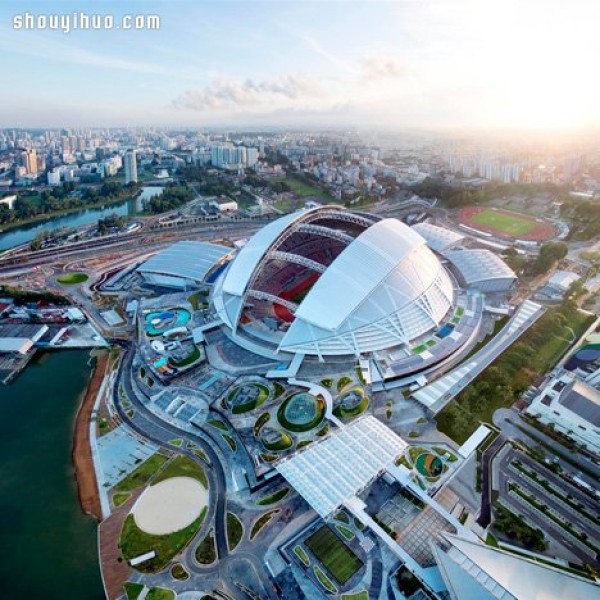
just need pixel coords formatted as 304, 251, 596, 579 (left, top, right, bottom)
172, 76, 320, 111
359, 55, 409, 80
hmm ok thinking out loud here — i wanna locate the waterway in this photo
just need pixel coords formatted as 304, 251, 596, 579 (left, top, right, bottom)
0, 186, 163, 251
0, 350, 104, 599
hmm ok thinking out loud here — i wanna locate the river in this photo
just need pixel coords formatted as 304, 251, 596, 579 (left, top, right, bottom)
0, 350, 104, 599
0, 186, 163, 251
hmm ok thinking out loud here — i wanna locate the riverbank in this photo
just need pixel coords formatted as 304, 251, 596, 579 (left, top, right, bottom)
73, 350, 108, 520
0, 193, 140, 235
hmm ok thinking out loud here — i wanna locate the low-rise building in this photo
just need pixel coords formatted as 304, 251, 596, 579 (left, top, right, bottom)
526, 372, 600, 455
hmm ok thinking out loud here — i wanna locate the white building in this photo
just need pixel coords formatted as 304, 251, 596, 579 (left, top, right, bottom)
546, 271, 581, 295
137, 241, 233, 290
526, 372, 600, 455
210, 197, 238, 213
444, 249, 516, 293
124, 150, 138, 184
47, 168, 61, 186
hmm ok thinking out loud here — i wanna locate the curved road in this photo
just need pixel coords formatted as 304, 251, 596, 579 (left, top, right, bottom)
112, 345, 279, 599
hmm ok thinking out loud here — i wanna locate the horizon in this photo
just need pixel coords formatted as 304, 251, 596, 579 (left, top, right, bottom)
2, 0, 599, 133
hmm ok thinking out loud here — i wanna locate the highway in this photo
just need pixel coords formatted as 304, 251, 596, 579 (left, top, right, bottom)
0, 219, 266, 273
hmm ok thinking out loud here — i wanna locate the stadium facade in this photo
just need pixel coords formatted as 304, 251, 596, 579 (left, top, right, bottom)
211, 206, 514, 377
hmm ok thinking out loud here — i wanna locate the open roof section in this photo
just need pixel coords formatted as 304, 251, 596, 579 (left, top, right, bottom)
275, 415, 408, 519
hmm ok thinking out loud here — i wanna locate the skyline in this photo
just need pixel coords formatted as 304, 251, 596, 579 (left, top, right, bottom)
2, 0, 600, 132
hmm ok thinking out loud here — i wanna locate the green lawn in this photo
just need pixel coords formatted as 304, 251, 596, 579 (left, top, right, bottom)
341, 592, 368, 600
305, 525, 363, 585
195, 529, 216, 564
275, 175, 332, 201
123, 582, 144, 600
470, 209, 536, 236
277, 395, 326, 432
226, 512, 243, 551
257, 487, 290, 506
294, 545, 310, 566
337, 376, 353, 391
114, 454, 169, 492
262, 430, 293, 451
147, 587, 175, 600
207, 418, 228, 431
113, 492, 131, 508
153, 455, 209, 489
314, 565, 338, 593
170, 563, 189, 580
119, 508, 207, 572
57, 272, 89, 284
222, 433, 237, 452
250, 509, 278, 540
335, 525, 355, 540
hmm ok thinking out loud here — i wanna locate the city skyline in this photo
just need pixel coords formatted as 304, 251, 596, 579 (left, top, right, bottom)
2, 0, 600, 131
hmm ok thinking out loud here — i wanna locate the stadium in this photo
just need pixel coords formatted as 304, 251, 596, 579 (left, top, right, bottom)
211, 206, 515, 380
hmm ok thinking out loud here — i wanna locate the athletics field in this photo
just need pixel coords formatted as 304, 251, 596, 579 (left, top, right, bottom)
458, 207, 555, 241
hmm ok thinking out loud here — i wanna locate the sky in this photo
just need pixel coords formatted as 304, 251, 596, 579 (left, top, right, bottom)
1, 0, 599, 131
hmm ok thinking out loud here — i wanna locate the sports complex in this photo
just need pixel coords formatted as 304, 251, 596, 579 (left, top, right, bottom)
210, 205, 517, 386
457, 206, 555, 241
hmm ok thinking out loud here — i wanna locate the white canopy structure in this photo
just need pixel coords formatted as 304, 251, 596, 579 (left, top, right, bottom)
444, 249, 516, 293
411, 222, 465, 254
137, 241, 232, 289
276, 416, 408, 518
212, 206, 456, 359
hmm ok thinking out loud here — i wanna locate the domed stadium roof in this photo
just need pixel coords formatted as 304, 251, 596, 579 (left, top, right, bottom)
213, 206, 455, 358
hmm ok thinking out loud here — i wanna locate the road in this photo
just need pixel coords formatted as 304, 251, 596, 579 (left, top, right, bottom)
113, 345, 280, 599
494, 407, 600, 487
495, 446, 600, 567
476, 434, 505, 528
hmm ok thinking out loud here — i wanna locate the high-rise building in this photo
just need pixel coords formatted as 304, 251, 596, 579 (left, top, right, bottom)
124, 150, 138, 184
23, 149, 37, 175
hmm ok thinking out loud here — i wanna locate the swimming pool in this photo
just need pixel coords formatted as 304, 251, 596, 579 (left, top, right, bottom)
145, 308, 191, 335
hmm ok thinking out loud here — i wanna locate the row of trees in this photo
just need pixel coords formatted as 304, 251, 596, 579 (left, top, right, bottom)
142, 185, 195, 214
436, 302, 585, 442
502, 242, 568, 277
0, 181, 138, 225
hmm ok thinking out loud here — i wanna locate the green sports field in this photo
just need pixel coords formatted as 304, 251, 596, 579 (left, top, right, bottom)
470, 209, 536, 236
305, 525, 363, 585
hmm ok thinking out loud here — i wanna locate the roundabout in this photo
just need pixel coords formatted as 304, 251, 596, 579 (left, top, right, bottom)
132, 476, 208, 535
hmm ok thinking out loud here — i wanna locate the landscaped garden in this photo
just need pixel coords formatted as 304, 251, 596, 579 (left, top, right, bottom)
114, 453, 169, 492
119, 507, 207, 572
277, 392, 325, 432
195, 529, 216, 564
436, 304, 593, 444
228, 382, 270, 414
226, 512, 243, 551
333, 387, 369, 419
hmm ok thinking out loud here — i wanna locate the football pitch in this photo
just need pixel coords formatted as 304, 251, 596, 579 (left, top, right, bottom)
305, 525, 363, 585
469, 209, 536, 236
